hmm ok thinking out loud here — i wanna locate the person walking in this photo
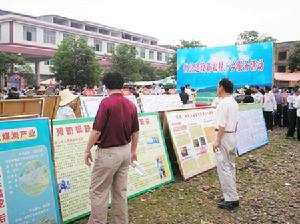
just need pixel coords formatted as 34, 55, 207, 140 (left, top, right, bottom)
213, 78, 239, 210
179, 86, 189, 104
294, 89, 300, 141
262, 86, 277, 132
84, 72, 139, 224
274, 88, 283, 127
286, 89, 297, 138
282, 89, 289, 127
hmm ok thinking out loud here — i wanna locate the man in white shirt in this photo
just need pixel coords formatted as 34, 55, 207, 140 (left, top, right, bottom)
262, 86, 277, 132
213, 78, 239, 210
252, 85, 263, 104
286, 89, 297, 138
293, 89, 300, 141
185, 84, 192, 103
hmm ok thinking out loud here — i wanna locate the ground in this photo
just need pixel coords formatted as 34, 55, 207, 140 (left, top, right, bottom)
73, 128, 300, 224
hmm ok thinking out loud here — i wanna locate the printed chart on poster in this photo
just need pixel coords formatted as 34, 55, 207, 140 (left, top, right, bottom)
237, 104, 269, 155
0, 118, 61, 224
140, 94, 183, 112
53, 113, 173, 223
165, 108, 217, 179
80, 96, 140, 117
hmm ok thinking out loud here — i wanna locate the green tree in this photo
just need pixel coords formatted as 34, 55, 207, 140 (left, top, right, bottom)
51, 36, 102, 87
288, 42, 300, 72
0, 52, 25, 88
168, 40, 206, 77
139, 61, 155, 81
236, 31, 276, 45
110, 44, 142, 82
17, 64, 35, 86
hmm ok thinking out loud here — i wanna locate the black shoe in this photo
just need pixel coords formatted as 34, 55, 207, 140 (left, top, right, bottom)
218, 200, 239, 210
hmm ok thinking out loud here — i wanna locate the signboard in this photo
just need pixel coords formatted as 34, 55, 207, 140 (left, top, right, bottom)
177, 42, 273, 103
0, 118, 61, 224
165, 108, 217, 179
80, 96, 140, 117
53, 113, 173, 223
140, 94, 183, 112
237, 104, 269, 155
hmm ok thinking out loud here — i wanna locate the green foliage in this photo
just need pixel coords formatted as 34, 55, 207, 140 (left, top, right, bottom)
51, 36, 102, 87
17, 64, 35, 85
236, 31, 276, 45
0, 52, 25, 75
110, 44, 142, 82
288, 43, 300, 72
168, 40, 206, 78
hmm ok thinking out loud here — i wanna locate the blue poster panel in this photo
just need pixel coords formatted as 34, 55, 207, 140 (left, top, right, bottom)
0, 118, 61, 224
177, 42, 273, 102
237, 104, 269, 155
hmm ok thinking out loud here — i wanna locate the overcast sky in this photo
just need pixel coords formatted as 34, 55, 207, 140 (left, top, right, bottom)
1, 0, 299, 46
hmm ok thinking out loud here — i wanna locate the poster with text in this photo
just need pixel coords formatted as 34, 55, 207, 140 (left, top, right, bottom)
165, 108, 217, 179
237, 104, 269, 155
140, 94, 183, 112
80, 96, 140, 117
53, 113, 173, 223
0, 118, 61, 224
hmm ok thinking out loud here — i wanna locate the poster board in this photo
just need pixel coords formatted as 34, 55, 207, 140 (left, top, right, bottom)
52, 113, 173, 223
165, 108, 217, 179
140, 94, 183, 112
0, 118, 61, 224
236, 104, 269, 155
80, 96, 140, 117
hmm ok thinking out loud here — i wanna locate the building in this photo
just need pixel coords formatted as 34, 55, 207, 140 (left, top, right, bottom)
274, 41, 300, 87
0, 9, 174, 86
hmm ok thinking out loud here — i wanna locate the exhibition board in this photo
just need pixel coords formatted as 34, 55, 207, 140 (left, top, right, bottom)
52, 113, 173, 223
165, 108, 217, 179
140, 94, 183, 112
0, 118, 61, 224
236, 103, 269, 155
80, 96, 140, 117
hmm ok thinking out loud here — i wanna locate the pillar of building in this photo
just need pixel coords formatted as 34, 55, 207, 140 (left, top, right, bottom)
35, 60, 41, 86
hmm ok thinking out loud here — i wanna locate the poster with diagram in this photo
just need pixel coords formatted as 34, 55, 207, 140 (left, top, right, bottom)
0, 118, 61, 224
165, 108, 217, 179
52, 113, 173, 223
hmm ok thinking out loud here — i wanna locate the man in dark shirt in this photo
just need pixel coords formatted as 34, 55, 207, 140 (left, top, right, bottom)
179, 86, 189, 104
84, 72, 139, 224
242, 89, 254, 103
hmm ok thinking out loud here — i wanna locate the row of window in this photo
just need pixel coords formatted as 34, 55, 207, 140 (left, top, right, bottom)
22, 25, 168, 61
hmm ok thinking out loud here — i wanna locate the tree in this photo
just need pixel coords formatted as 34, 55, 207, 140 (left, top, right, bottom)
139, 61, 155, 81
168, 40, 206, 77
110, 44, 142, 82
288, 42, 300, 72
0, 52, 25, 88
17, 64, 35, 86
236, 31, 276, 45
51, 36, 102, 87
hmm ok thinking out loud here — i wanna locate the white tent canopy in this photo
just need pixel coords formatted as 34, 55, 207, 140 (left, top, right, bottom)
40, 78, 57, 85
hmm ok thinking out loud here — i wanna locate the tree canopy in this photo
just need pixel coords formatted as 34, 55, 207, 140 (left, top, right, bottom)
0, 52, 25, 76
167, 40, 206, 77
51, 36, 102, 87
288, 42, 300, 72
236, 31, 276, 45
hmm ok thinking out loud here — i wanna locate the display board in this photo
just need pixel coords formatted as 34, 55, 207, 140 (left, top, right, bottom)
0, 118, 61, 224
236, 104, 269, 155
165, 108, 217, 179
140, 94, 183, 112
80, 96, 140, 117
53, 113, 173, 223
177, 42, 273, 103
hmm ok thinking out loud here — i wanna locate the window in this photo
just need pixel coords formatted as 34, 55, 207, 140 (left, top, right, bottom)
107, 43, 115, 54
149, 50, 154, 60
157, 52, 162, 61
44, 29, 56, 44
94, 39, 102, 52
277, 65, 286, 72
140, 48, 145, 58
278, 51, 287, 61
63, 32, 71, 40
23, 26, 36, 41
44, 60, 54, 65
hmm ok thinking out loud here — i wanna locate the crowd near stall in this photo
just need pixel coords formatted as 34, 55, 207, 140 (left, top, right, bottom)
0, 41, 300, 224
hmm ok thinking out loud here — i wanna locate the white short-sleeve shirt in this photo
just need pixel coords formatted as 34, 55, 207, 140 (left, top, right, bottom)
214, 96, 239, 132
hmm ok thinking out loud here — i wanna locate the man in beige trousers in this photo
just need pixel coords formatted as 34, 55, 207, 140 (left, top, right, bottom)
84, 72, 139, 224
213, 78, 240, 210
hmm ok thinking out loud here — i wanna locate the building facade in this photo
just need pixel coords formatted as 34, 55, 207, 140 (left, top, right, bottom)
0, 9, 174, 83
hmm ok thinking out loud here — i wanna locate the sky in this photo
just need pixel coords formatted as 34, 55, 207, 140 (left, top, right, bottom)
1, 0, 299, 47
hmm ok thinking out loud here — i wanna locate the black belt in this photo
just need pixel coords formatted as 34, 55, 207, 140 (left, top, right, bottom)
215, 129, 236, 133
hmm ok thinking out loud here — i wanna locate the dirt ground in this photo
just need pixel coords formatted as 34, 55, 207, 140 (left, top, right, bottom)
73, 128, 300, 224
